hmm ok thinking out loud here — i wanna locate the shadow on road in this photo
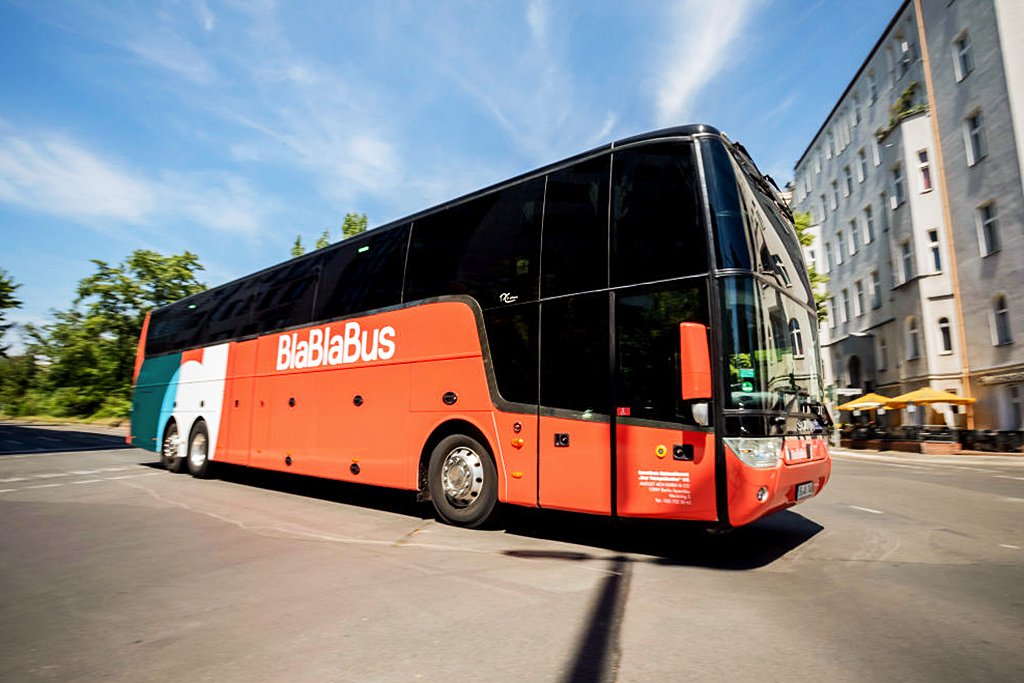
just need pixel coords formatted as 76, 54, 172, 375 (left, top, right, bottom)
0, 424, 132, 456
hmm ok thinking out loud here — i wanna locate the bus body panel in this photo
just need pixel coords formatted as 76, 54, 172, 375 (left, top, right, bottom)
616, 425, 717, 520
215, 339, 257, 466
538, 415, 611, 514
725, 438, 832, 527
492, 409, 539, 507
130, 352, 180, 451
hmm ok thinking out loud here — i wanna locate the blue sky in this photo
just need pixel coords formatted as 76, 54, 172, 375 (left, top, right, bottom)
1, 0, 901, 344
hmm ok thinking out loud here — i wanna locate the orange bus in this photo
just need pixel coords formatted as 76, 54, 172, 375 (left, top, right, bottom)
129, 124, 831, 529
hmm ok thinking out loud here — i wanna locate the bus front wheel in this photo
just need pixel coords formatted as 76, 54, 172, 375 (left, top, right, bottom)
186, 420, 214, 479
161, 422, 186, 473
427, 434, 498, 528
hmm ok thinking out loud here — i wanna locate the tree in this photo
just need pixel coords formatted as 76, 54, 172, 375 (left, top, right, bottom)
315, 229, 331, 250
0, 269, 22, 357
291, 235, 306, 257
342, 212, 368, 240
793, 211, 831, 322
28, 250, 205, 416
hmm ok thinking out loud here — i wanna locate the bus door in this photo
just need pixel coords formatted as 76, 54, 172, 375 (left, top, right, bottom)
613, 286, 718, 521
537, 293, 612, 514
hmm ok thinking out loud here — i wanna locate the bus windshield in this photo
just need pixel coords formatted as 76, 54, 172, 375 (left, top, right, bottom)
721, 276, 825, 418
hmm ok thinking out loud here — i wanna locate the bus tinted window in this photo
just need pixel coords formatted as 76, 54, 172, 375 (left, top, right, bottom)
542, 156, 610, 297
405, 178, 544, 308
483, 303, 538, 406
201, 278, 259, 343
147, 296, 205, 356
611, 143, 706, 286
251, 257, 320, 334
541, 293, 610, 416
315, 225, 409, 321
617, 282, 709, 425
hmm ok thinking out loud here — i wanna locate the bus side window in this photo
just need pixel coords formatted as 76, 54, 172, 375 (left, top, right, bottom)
611, 143, 707, 287
482, 303, 538, 407
315, 225, 409, 321
540, 293, 610, 416
405, 178, 543, 308
252, 257, 321, 335
541, 155, 610, 298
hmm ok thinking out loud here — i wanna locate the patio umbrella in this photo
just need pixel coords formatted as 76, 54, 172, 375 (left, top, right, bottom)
886, 387, 977, 409
835, 393, 893, 411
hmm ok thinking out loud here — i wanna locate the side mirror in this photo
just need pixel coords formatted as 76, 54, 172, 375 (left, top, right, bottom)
679, 322, 712, 401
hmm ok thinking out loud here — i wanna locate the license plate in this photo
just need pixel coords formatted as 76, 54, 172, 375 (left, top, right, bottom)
795, 481, 815, 501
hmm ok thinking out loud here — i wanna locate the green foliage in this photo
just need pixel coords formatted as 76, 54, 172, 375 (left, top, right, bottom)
315, 229, 331, 250
0, 268, 22, 357
291, 235, 305, 257
792, 211, 813, 247
342, 212, 368, 240
875, 81, 928, 140
790, 211, 830, 323
3, 250, 205, 419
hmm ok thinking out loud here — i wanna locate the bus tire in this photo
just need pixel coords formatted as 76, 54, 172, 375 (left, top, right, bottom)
186, 420, 214, 479
427, 434, 498, 529
161, 421, 186, 473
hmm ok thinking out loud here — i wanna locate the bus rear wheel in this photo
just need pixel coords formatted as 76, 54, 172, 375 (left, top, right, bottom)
161, 422, 186, 473
186, 420, 214, 479
427, 434, 498, 529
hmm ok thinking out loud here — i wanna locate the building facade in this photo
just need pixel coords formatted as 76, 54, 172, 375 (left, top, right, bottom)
792, 0, 1024, 429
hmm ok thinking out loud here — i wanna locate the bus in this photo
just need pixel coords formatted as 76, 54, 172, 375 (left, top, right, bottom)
129, 124, 832, 530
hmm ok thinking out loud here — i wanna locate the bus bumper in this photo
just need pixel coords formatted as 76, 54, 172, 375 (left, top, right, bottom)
725, 443, 832, 528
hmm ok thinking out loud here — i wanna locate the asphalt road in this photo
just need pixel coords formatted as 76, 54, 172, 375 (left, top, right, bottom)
1, 422, 1021, 682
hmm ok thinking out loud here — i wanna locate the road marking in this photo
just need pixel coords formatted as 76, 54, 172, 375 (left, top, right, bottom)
1000, 544, 1021, 550
849, 505, 884, 514
0, 488, 16, 493
22, 483, 62, 490
105, 473, 161, 481
72, 479, 104, 484
69, 470, 100, 475
33, 472, 70, 479
0, 477, 28, 483
994, 475, 1024, 481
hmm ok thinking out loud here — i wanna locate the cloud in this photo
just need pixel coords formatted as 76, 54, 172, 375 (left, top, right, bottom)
653, 0, 761, 126
0, 129, 276, 235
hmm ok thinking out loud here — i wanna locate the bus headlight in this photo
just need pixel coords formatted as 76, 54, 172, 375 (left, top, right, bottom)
724, 437, 781, 469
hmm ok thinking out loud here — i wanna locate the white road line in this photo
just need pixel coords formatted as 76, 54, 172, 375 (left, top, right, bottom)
72, 479, 104, 485
22, 483, 62, 490
994, 475, 1024, 481
104, 473, 161, 481
33, 472, 69, 479
0, 488, 16, 493
0, 477, 27, 483
69, 470, 100, 475
96, 467, 129, 473
999, 544, 1021, 550
849, 505, 885, 514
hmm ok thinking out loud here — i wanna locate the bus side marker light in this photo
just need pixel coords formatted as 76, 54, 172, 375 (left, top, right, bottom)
757, 487, 768, 502
511, 472, 523, 479
511, 438, 525, 449
655, 445, 667, 458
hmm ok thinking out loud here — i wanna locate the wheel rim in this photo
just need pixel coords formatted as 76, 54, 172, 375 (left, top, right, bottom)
189, 431, 208, 469
163, 428, 179, 464
441, 446, 484, 508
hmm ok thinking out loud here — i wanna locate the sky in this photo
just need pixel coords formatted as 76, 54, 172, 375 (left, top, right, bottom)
1, 0, 903, 346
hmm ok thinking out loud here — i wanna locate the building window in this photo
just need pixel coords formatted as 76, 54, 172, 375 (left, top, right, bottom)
868, 70, 878, 103
892, 164, 906, 206
953, 31, 973, 82
906, 317, 921, 359
899, 240, 914, 283
827, 298, 836, 329
993, 294, 1013, 345
836, 231, 845, 264
918, 150, 932, 192
857, 149, 868, 182
843, 166, 853, 196
789, 318, 805, 358
831, 181, 840, 209
886, 45, 896, 85
814, 152, 821, 174
872, 137, 881, 166
938, 317, 953, 354
977, 202, 1001, 255
864, 205, 875, 243
854, 280, 865, 317
928, 229, 942, 272
824, 242, 833, 273
871, 270, 882, 309
964, 110, 988, 166
853, 93, 861, 126
879, 192, 889, 230
877, 334, 888, 371
827, 131, 835, 159
1008, 384, 1023, 430
849, 219, 860, 254
841, 289, 851, 323
898, 38, 914, 79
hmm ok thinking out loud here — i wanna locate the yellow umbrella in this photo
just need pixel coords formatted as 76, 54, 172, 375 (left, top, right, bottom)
836, 392, 893, 411
886, 387, 977, 409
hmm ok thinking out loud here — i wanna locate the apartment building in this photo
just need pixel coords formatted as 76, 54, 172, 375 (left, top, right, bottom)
792, 0, 1024, 429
